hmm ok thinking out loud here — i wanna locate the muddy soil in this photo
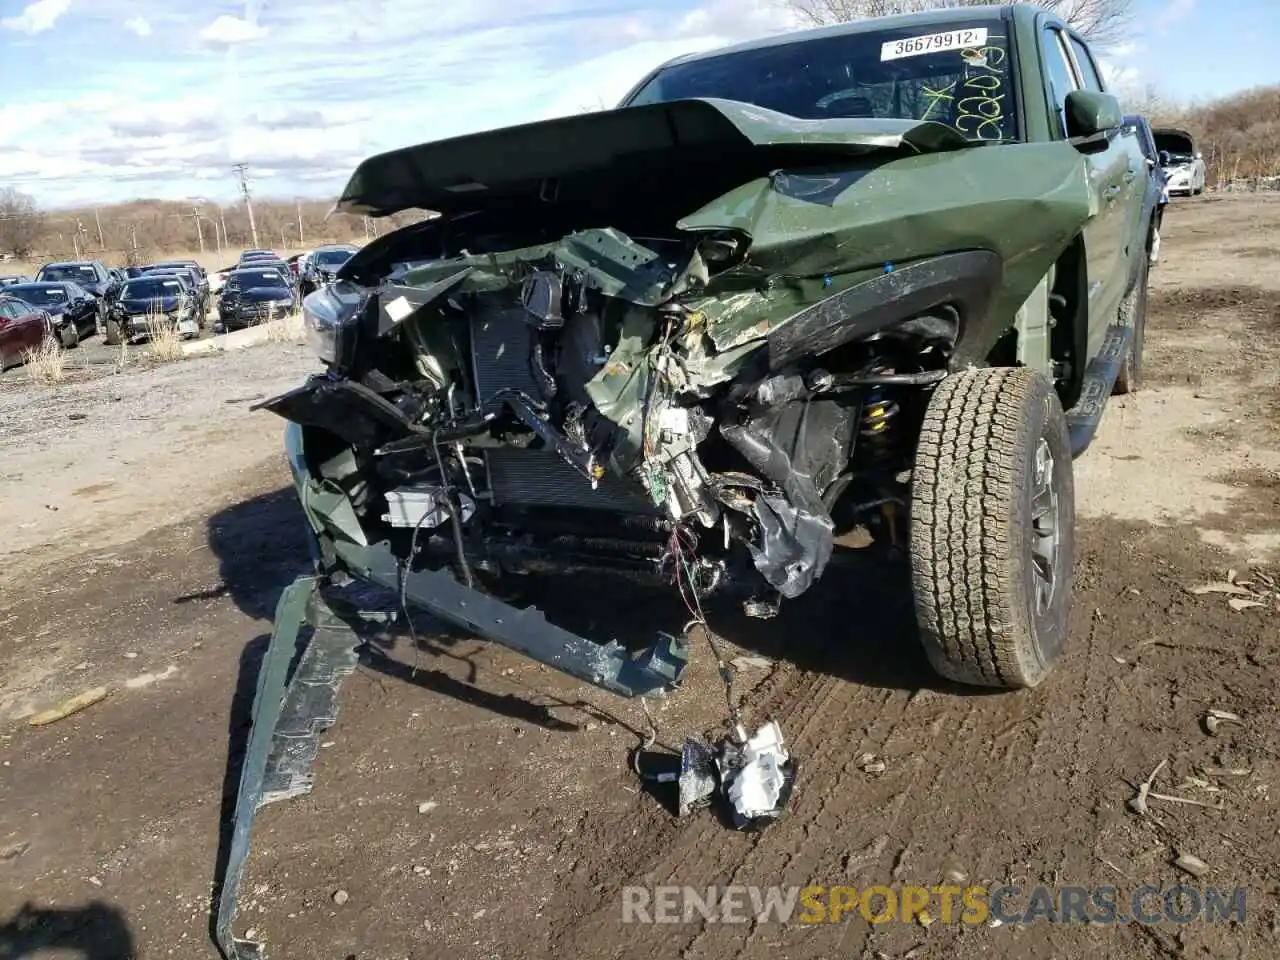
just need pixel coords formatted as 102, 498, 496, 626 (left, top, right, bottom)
1, 195, 1278, 960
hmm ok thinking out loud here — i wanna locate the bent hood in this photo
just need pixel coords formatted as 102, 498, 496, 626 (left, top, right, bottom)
333, 98, 972, 218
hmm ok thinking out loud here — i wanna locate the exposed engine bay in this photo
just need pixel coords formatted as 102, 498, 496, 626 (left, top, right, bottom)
265, 225, 966, 621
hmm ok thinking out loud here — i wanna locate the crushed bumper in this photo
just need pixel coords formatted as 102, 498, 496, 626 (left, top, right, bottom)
214, 578, 360, 960
214, 541, 689, 958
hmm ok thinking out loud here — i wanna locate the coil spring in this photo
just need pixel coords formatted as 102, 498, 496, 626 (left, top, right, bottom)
859, 388, 900, 462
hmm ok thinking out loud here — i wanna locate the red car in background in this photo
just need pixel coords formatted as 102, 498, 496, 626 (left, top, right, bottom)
0, 293, 54, 370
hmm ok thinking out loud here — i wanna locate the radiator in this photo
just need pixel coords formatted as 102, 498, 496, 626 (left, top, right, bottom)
485, 448, 661, 514
469, 303, 541, 414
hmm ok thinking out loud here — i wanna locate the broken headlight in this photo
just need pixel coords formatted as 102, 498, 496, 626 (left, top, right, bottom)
302, 280, 367, 365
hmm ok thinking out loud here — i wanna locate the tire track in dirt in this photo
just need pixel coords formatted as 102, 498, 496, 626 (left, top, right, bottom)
674, 684, 922, 959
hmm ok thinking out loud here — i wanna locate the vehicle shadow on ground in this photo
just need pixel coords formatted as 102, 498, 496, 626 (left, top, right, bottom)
199, 486, 985, 698
0, 901, 135, 959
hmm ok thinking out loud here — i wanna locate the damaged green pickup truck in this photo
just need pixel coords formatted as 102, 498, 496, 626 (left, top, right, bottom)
216, 5, 1155, 956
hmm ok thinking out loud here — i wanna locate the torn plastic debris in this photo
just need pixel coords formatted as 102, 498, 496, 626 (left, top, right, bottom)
671, 721, 796, 828
719, 720, 796, 828
677, 737, 719, 817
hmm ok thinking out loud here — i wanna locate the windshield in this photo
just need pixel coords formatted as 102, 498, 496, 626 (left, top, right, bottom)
39, 264, 98, 282
313, 249, 354, 267
9, 285, 69, 306
626, 22, 1015, 142
123, 278, 184, 299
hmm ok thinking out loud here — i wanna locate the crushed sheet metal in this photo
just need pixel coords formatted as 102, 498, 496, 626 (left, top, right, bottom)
214, 578, 361, 960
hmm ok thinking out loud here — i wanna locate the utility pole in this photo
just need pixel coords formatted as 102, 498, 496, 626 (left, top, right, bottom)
219, 208, 228, 250
232, 163, 259, 249
296, 200, 304, 246
190, 207, 205, 253
94, 207, 105, 249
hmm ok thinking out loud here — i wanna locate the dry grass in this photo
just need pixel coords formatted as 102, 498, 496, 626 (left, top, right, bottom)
21, 334, 67, 385
144, 313, 185, 363
263, 309, 306, 344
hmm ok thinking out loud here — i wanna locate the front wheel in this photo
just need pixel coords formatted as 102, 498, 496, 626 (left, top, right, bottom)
59, 323, 80, 349
909, 367, 1075, 689
104, 318, 122, 346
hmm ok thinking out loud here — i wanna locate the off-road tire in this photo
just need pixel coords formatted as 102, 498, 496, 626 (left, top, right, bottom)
1113, 255, 1148, 395
103, 318, 122, 346
910, 367, 1075, 689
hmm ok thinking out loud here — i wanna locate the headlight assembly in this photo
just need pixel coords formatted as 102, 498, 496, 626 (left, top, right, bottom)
302, 279, 368, 365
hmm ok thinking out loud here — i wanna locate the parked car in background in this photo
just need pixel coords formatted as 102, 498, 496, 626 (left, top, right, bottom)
298, 243, 358, 297
0, 293, 55, 369
141, 266, 209, 320
238, 249, 279, 266
217, 266, 296, 330
0, 275, 30, 287
3, 281, 98, 347
209, 263, 238, 294
104, 275, 201, 344
286, 252, 310, 278
35, 260, 119, 304
1154, 127, 1206, 196
150, 259, 209, 296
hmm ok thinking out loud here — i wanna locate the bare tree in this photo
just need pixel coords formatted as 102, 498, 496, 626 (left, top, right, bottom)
0, 187, 44, 258
780, 0, 1134, 47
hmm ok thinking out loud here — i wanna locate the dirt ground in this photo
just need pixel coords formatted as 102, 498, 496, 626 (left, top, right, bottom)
1, 196, 1278, 960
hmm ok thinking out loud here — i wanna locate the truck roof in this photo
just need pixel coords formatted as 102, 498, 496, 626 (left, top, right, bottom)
653, 4, 1024, 72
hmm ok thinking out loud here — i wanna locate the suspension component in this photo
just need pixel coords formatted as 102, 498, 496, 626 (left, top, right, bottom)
859, 388, 900, 463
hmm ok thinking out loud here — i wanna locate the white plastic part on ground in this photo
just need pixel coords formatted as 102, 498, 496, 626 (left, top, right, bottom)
721, 720, 792, 824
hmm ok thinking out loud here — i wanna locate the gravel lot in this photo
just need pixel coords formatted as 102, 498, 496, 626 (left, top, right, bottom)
1, 195, 1278, 960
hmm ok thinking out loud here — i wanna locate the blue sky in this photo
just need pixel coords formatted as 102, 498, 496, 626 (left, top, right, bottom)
0, 0, 1272, 208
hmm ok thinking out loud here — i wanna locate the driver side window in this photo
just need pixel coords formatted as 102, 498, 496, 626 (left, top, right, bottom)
1042, 27, 1078, 139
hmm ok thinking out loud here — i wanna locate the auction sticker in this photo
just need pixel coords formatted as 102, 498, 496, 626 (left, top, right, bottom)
881, 28, 988, 61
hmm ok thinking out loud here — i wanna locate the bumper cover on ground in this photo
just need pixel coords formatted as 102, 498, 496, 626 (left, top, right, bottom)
213, 542, 689, 958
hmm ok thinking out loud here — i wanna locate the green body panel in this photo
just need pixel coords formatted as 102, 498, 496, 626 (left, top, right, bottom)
675, 141, 1093, 363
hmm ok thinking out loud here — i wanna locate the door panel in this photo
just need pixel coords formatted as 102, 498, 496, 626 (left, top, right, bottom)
0, 302, 15, 366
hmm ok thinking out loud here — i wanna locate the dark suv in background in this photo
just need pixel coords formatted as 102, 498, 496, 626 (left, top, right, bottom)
298, 243, 358, 298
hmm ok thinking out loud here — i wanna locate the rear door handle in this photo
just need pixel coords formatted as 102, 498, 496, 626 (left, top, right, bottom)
1123, 168, 1137, 183
1104, 184, 1121, 202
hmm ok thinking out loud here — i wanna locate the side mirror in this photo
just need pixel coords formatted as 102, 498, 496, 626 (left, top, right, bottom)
1158, 150, 1172, 166
1064, 90, 1122, 139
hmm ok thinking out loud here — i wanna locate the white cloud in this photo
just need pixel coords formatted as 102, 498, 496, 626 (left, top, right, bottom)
198, 14, 267, 46
123, 15, 151, 37
1, 0, 71, 35
0, 0, 819, 206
